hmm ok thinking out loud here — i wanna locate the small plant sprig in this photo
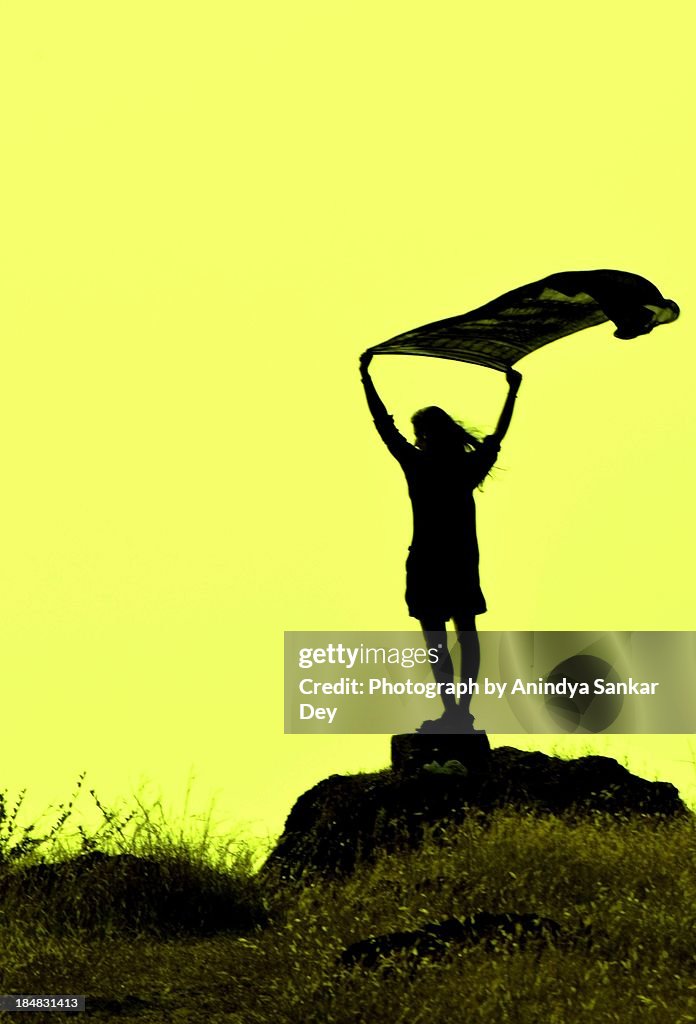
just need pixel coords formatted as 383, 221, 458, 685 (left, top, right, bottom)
0, 774, 93, 863
0, 788, 39, 862
0, 773, 140, 865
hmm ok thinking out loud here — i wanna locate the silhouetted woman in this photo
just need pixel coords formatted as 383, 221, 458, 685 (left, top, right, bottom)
360, 352, 521, 732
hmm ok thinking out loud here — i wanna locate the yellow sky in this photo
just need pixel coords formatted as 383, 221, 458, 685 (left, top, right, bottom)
0, 2, 694, 842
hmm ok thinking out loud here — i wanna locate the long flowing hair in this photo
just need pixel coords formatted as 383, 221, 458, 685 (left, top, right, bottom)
411, 405, 493, 486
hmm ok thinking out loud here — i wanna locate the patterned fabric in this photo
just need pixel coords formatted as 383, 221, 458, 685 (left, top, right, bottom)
367, 269, 679, 371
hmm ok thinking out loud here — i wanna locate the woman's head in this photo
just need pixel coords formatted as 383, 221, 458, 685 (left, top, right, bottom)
411, 406, 480, 453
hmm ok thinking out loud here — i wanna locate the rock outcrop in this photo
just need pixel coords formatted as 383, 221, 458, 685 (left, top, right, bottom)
263, 740, 687, 882
341, 912, 563, 967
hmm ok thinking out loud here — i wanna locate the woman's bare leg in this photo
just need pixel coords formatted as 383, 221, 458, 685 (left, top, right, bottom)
419, 620, 456, 715
453, 614, 480, 721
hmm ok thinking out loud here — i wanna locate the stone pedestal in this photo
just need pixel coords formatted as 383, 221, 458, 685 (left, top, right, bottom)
391, 732, 491, 775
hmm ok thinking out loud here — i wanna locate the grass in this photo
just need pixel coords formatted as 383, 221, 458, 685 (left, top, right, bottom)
0, 776, 266, 939
0, 779, 695, 1023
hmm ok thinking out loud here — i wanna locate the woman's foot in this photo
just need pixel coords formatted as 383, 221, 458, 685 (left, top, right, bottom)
417, 707, 483, 734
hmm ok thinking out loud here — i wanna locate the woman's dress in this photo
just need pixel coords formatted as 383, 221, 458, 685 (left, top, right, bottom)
372, 407, 499, 622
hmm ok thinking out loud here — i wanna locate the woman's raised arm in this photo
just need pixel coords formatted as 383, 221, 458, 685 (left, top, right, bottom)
490, 368, 522, 444
360, 352, 415, 463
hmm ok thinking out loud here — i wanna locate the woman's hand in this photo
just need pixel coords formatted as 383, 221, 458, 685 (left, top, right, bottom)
506, 367, 522, 392
360, 351, 373, 374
